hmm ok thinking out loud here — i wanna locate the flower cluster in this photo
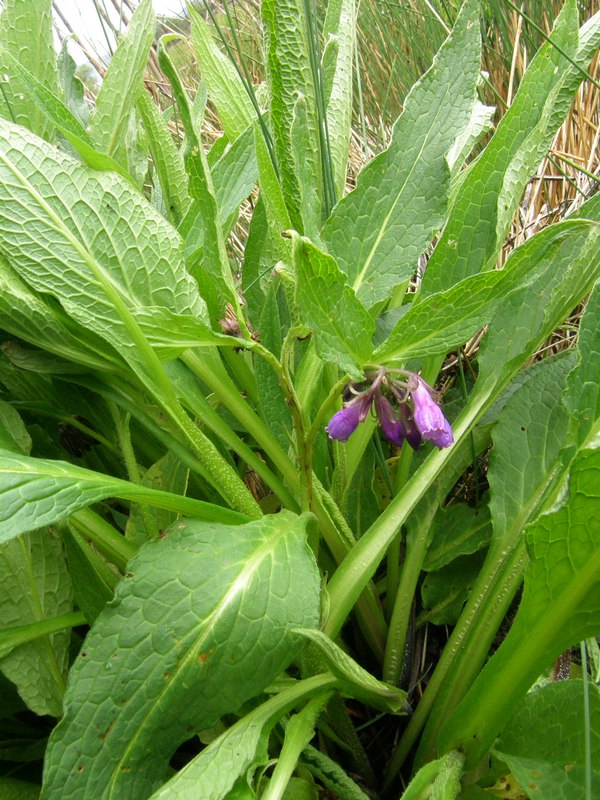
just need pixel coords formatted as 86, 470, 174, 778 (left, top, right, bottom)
325, 371, 453, 450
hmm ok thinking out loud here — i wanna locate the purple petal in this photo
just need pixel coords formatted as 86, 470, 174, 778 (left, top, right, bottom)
399, 402, 422, 451
375, 394, 404, 446
411, 379, 454, 449
325, 393, 372, 442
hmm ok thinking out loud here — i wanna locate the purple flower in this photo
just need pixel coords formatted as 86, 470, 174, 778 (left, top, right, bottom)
411, 379, 454, 449
325, 392, 372, 442
375, 394, 404, 446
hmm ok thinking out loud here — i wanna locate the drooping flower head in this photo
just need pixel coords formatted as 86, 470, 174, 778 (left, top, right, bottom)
410, 377, 454, 449
398, 401, 422, 451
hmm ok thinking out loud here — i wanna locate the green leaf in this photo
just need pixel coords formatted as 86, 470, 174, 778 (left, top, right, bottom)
88, 0, 155, 157
0, 777, 40, 800
158, 37, 239, 325
0, 48, 135, 185
295, 629, 407, 712
322, 0, 482, 308
0, 448, 248, 546
188, 5, 256, 141
563, 278, 600, 448
322, 0, 355, 199
292, 234, 374, 378
376, 218, 595, 366
0, 398, 31, 455
0, 119, 205, 381
179, 123, 258, 262
57, 37, 89, 125
291, 94, 322, 241
301, 745, 371, 800
0, 257, 122, 374
494, 680, 600, 800
0, 529, 73, 716
0, 0, 58, 137
61, 527, 118, 624
420, 551, 486, 626
478, 222, 600, 382
487, 353, 576, 557
149, 674, 336, 800
423, 503, 491, 572
422, 0, 600, 295
399, 752, 464, 800
440, 440, 600, 767
137, 90, 190, 226
42, 511, 321, 800
261, 0, 322, 231
0, 611, 84, 660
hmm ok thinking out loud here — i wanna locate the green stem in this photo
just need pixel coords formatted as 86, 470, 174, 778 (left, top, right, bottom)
383, 500, 438, 685
385, 541, 527, 782
0, 611, 87, 659
324, 383, 494, 640
70, 508, 136, 570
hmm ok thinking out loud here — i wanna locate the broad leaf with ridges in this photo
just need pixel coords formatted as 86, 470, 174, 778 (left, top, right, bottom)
0, 449, 248, 545
42, 512, 320, 799
422, 0, 600, 296
322, 0, 482, 308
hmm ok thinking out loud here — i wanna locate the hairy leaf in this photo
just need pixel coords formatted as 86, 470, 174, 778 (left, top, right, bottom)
88, 0, 155, 157
262, 0, 321, 231
42, 512, 320, 799
188, 5, 256, 140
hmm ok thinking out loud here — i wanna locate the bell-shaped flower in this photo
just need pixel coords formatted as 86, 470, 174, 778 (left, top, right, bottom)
411, 378, 454, 449
375, 393, 404, 446
325, 392, 373, 443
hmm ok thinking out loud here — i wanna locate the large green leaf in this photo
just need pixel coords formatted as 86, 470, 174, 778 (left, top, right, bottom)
292, 234, 374, 378
0, 530, 72, 717
0, 0, 58, 137
440, 439, 600, 766
374, 221, 593, 364
422, 0, 600, 295
494, 680, 600, 800
42, 512, 321, 800
88, 0, 156, 158
262, 0, 322, 231
0, 119, 205, 380
322, 0, 482, 308
0, 448, 247, 546
0, 47, 135, 184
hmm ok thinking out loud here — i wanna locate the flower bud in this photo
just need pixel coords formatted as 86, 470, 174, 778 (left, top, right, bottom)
411, 379, 454, 449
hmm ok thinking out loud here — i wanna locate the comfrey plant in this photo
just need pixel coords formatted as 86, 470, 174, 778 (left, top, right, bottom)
0, 0, 599, 798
